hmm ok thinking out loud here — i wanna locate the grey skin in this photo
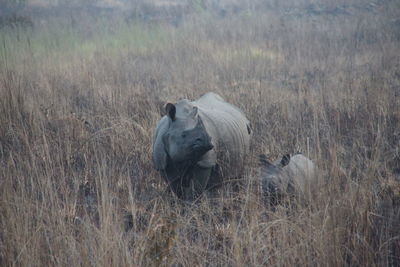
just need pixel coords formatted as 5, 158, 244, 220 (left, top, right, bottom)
153, 92, 252, 200
259, 153, 317, 205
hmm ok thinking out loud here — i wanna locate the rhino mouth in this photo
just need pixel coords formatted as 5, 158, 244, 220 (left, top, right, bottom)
192, 143, 214, 151
191, 142, 214, 159
169, 143, 214, 164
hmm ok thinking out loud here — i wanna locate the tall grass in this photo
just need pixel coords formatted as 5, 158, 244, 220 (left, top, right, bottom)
1, 1, 399, 266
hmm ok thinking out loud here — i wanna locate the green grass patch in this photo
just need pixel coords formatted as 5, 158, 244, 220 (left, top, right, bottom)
0, 20, 175, 71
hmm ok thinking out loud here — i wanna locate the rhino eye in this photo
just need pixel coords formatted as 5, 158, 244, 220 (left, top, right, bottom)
181, 133, 187, 138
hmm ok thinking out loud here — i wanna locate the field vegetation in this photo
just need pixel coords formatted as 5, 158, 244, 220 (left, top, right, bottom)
1, 0, 399, 266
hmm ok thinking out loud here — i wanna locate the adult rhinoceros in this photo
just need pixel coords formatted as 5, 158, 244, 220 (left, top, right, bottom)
152, 92, 252, 200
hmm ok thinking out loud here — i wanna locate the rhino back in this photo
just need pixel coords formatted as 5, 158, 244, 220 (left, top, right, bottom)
195, 93, 249, 124
193, 93, 251, 175
282, 154, 316, 193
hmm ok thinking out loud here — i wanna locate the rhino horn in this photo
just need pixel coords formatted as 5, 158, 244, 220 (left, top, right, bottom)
195, 113, 205, 128
189, 106, 198, 118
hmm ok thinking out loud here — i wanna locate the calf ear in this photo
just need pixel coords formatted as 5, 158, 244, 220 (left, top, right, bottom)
247, 123, 252, 135
280, 154, 290, 167
165, 103, 176, 121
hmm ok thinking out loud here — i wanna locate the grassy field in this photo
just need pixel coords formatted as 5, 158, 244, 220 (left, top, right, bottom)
1, 1, 400, 266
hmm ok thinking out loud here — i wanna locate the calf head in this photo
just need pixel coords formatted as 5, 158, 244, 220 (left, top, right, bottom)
259, 154, 294, 205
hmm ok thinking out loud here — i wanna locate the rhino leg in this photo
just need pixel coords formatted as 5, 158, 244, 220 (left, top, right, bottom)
165, 174, 188, 199
182, 166, 212, 200
163, 162, 191, 199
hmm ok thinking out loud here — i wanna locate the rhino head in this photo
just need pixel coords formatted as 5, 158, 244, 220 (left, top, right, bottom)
260, 153, 317, 205
259, 154, 293, 205
153, 102, 214, 171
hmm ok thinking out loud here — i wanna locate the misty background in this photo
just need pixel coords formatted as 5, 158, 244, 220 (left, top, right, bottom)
1, 0, 399, 34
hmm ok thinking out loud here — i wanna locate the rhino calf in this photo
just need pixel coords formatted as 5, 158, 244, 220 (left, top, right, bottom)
259, 153, 317, 205
152, 92, 252, 200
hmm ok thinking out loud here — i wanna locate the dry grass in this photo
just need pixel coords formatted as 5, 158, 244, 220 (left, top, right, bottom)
1, 1, 400, 266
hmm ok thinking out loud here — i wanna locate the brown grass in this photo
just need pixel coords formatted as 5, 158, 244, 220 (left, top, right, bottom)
1, 1, 400, 266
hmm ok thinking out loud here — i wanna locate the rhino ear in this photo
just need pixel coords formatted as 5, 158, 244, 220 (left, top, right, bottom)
152, 118, 169, 170
153, 135, 167, 170
165, 103, 176, 121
